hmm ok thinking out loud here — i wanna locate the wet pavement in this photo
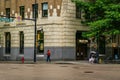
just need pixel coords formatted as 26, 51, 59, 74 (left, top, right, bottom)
0, 61, 120, 80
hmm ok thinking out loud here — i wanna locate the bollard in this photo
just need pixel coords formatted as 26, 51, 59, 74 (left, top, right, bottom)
21, 57, 24, 63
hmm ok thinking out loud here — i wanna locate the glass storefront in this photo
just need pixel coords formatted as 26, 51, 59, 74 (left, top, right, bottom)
36, 30, 44, 54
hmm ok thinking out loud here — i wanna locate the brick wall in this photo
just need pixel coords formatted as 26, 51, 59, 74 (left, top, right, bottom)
0, 0, 62, 17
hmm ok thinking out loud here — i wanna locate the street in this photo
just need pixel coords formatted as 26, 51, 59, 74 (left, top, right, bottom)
0, 62, 120, 80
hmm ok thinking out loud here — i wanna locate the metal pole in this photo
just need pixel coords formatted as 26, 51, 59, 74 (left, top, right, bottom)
34, 0, 37, 62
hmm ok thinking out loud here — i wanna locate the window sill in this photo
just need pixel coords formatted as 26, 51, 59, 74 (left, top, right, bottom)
36, 55, 44, 57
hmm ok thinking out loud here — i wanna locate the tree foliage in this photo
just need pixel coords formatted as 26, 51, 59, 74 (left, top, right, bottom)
72, 0, 120, 38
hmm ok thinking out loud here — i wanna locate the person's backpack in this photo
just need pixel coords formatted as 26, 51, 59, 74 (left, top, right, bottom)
47, 50, 51, 56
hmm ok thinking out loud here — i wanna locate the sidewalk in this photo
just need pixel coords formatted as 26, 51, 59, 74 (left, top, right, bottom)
53, 60, 89, 65
0, 60, 90, 64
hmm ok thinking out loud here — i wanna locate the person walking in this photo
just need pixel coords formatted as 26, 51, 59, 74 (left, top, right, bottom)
46, 50, 51, 62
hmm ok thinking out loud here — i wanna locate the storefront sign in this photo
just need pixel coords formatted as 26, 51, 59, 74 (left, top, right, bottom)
16, 16, 26, 26
0, 18, 14, 22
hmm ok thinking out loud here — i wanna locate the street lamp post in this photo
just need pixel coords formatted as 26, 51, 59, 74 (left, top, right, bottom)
34, 0, 37, 62
1, 0, 37, 62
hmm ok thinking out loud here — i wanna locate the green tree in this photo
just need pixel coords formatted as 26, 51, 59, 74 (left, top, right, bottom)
72, 0, 120, 37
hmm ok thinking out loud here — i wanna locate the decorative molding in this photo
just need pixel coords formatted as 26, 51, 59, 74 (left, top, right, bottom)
1, 12, 3, 15
12, 10, 15, 14
28, 8, 30, 12
50, 5, 53, 9
57, 5, 60, 9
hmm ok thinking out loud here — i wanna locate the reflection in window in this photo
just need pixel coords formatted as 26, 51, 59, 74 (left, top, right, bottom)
36, 30, 44, 54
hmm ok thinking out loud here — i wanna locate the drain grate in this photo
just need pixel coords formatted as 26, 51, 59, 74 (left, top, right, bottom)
84, 71, 94, 73
55, 63, 74, 65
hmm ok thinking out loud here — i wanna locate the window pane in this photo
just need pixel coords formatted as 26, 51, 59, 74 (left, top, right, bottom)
5, 32, 11, 54
42, 2, 48, 17
37, 30, 44, 54
6, 8, 10, 19
43, 10, 48, 17
76, 4, 81, 18
20, 6, 25, 19
19, 31, 24, 54
43, 3, 48, 10
32, 4, 38, 18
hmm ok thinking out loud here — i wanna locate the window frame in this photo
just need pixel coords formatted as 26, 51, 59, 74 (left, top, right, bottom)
36, 30, 44, 54
32, 4, 38, 18
6, 8, 10, 18
42, 2, 48, 17
19, 6, 25, 19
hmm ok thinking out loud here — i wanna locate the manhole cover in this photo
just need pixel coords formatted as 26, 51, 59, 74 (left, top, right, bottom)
84, 71, 94, 73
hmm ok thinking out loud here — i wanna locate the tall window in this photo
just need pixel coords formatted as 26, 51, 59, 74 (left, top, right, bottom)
20, 6, 25, 19
42, 2, 48, 17
32, 4, 38, 18
5, 32, 11, 54
6, 8, 10, 18
76, 4, 81, 18
37, 30, 44, 54
98, 36, 105, 54
19, 31, 24, 54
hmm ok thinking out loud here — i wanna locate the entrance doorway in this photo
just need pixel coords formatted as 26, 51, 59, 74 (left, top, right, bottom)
113, 48, 119, 60
76, 31, 88, 60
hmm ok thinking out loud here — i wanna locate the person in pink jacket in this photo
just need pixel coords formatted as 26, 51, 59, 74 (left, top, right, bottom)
46, 50, 51, 62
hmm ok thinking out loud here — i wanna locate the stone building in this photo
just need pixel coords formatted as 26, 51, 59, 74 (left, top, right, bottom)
0, 0, 89, 61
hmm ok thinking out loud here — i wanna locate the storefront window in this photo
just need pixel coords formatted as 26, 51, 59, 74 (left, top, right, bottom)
36, 30, 44, 54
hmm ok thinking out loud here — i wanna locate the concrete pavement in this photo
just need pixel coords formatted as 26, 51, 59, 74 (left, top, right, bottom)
0, 61, 120, 80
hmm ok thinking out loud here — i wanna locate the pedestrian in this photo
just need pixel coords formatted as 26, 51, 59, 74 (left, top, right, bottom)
89, 56, 95, 64
46, 50, 51, 62
89, 53, 95, 64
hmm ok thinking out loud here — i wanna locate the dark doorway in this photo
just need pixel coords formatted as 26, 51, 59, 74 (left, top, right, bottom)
76, 31, 88, 60
113, 48, 119, 60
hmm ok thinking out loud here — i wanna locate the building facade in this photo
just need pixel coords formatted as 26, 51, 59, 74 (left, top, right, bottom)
0, 0, 89, 61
